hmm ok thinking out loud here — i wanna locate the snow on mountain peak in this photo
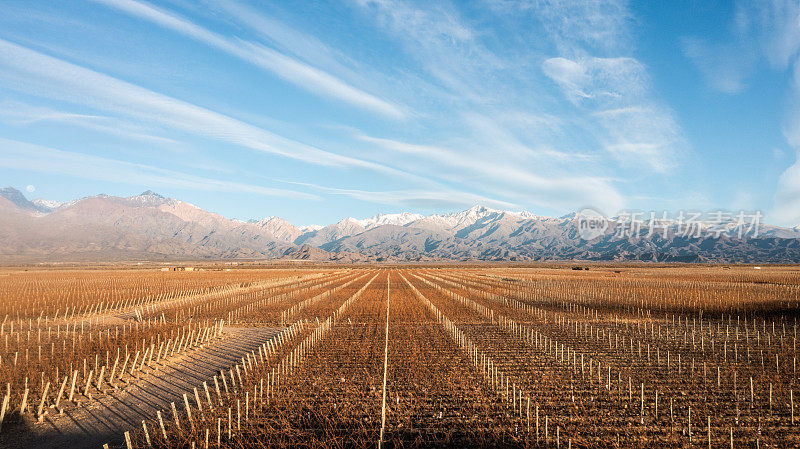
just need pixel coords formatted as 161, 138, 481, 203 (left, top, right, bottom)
32, 199, 62, 211
357, 212, 425, 228
513, 210, 539, 220
127, 190, 174, 207
299, 224, 323, 233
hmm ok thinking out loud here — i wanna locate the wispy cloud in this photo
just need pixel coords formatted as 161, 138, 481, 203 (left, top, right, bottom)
210, 0, 366, 85
352, 0, 684, 210
90, 0, 405, 118
0, 100, 178, 145
776, 95, 800, 225
485, 0, 632, 55
680, 36, 755, 94
711, 1, 800, 225
489, 1, 689, 174
773, 149, 800, 226
681, 1, 800, 95
0, 39, 411, 177
359, 134, 625, 214
541, 55, 684, 173
0, 137, 319, 199
289, 180, 520, 210
354, 0, 504, 104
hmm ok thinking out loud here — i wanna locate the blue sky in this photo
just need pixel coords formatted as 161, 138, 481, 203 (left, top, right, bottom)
0, 0, 798, 227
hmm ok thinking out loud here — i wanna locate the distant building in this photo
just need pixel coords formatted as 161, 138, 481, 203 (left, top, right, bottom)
164, 266, 197, 271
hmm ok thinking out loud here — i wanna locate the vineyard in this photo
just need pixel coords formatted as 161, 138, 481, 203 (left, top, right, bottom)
0, 265, 799, 448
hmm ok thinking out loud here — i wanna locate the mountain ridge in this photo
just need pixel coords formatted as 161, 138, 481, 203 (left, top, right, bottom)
2, 186, 799, 263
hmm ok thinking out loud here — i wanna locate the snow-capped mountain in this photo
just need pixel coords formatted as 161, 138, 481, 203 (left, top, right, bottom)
354, 212, 424, 229
299, 224, 323, 233
405, 205, 537, 234
2, 186, 800, 263
32, 199, 62, 211
0, 187, 51, 214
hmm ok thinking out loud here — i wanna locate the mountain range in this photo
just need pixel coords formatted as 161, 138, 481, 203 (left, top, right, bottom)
2, 186, 800, 263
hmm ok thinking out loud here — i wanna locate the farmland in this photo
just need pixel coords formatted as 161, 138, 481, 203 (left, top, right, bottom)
0, 265, 799, 448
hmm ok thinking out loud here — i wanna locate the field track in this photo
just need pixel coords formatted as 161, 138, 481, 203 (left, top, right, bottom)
0, 326, 281, 449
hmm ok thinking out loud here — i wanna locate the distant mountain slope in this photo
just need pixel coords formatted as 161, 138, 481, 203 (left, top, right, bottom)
0, 188, 291, 261
2, 186, 800, 262
0, 187, 51, 214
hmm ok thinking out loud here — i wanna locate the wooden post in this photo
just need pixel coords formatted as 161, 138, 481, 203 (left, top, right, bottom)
96, 366, 105, 391
67, 370, 78, 402
124, 430, 133, 449
37, 381, 50, 422
118, 354, 130, 381
157, 410, 168, 441
54, 375, 68, 411
194, 388, 204, 417
0, 392, 9, 431
526, 397, 530, 440
109, 355, 119, 387
221, 374, 229, 397
184, 393, 194, 429
82, 370, 94, 399
545, 415, 549, 443
213, 376, 222, 405
204, 382, 214, 411
640, 383, 645, 424
171, 401, 181, 432
20, 387, 29, 414
142, 420, 152, 447
129, 351, 140, 377
655, 390, 658, 419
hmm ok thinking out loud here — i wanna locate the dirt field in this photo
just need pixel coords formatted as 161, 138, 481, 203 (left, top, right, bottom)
0, 265, 798, 448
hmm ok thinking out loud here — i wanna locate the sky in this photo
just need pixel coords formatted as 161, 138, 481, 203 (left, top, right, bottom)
0, 0, 798, 227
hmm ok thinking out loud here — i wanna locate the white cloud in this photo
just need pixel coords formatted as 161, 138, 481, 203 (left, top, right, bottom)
0, 39, 412, 178
360, 134, 625, 215
543, 57, 683, 172
91, 0, 405, 118
746, 1, 800, 224
541, 58, 592, 101
353, 0, 503, 103
775, 96, 800, 225
772, 150, 800, 226
291, 180, 521, 210
680, 36, 754, 94
211, 0, 366, 82
0, 100, 178, 145
542, 57, 648, 106
752, 0, 800, 70
681, 1, 800, 94
487, 0, 632, 55
0, 138, 319, 200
